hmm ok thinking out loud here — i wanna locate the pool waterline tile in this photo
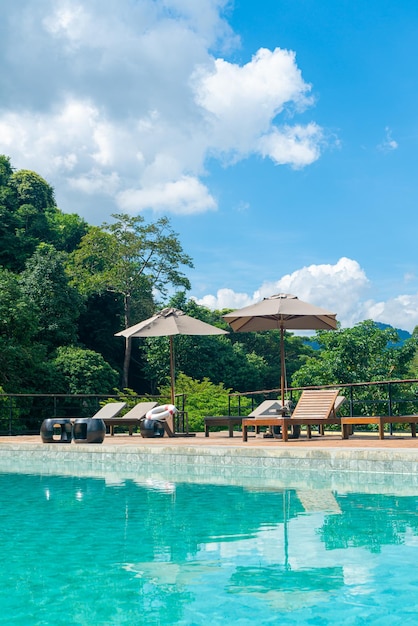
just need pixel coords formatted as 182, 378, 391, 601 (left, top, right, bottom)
0, 441, 418, 497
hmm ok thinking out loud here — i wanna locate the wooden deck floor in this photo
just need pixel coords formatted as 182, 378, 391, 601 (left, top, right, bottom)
2, 430, 418, 449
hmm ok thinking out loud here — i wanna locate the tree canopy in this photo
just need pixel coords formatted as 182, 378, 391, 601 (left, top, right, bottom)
68, 213, 194, 387
293, 320, 418, 387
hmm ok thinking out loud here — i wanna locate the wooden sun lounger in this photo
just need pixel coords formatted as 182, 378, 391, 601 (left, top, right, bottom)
205, 400, 288, 437
242, 389, 342, 443
341, 415, 418, 439
204, 416, 246, 437
104, 401, 158, 436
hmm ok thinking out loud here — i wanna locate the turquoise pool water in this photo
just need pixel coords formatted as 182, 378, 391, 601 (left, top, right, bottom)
1, 467, 418, 625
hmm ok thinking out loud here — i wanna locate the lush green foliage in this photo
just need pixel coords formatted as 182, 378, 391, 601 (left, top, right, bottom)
158, 373, 235, 431
53, 346, 119, 394
0, 267, 60, 392
293, 320, 418, 388
68, 213, 194, 387
140, 294, 315, 394
20, 243, 84, 349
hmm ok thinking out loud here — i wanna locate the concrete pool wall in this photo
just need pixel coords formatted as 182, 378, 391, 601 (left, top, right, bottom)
1, 441, 418, 495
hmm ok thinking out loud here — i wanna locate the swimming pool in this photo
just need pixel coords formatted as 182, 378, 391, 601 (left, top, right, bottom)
1, 446, 418, 625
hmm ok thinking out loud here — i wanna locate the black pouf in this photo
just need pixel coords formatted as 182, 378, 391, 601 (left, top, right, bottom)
140, 418, 165, 438
73, 418, 106, 444
40, 418, 72, 443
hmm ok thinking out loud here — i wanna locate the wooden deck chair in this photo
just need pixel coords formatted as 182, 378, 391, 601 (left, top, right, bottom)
249, 399, 291, 417
103, 401, 158, 436
248, 398, 297, 438
204, 399, 290, 437
317, 395, 346, 435
92, 402, 127, 420
242, 389, 341, 442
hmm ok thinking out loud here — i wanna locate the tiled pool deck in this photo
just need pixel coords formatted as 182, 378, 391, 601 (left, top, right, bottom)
1, 431, 418, 494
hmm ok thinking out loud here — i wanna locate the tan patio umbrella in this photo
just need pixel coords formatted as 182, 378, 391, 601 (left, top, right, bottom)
223, 293, 337, 407
115, 307, 228, 404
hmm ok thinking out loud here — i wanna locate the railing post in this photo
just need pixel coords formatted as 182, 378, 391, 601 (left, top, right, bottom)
349, 386, 354, 417
388, 383, 393, 435
388, 382, 393, 416
8, 395, 13, 436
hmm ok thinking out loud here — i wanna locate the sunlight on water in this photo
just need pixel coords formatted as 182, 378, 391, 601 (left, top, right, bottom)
1, 469, 418, 625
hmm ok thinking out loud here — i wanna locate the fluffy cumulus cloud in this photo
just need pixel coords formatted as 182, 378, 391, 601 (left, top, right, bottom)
363, 294, 418, 332
192, 47, 319, 164
194, 257, 418, 332
117, 176, 217, 215
258, 123, 323, 167
0, 0, 323, 218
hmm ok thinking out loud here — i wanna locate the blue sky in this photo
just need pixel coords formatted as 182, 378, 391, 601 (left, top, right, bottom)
1, 0, 418, 331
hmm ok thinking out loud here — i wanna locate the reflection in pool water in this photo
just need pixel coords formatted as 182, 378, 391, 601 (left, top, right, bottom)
1, 468, 418, 625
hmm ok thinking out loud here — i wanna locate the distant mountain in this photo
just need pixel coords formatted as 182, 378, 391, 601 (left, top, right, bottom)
375, 323, 412, 346
303, 322, 412, 351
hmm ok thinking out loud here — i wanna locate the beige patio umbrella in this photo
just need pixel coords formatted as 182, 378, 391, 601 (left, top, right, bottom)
115, 307, 228, 404
223, 294, 337, 407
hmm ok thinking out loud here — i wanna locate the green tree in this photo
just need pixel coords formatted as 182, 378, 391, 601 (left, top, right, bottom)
69, 213, 193, 388
0, 158, 77, 271
0, 267, 61, 392
10, 169, 55, 210
0, 267, 37, 343
142, 330, 272, 394
293, 320, 418, 388
230, 328, 315, 391
139, 297, 271, 394
77, 292, 126, 372
0, 155, 13, 186
0, 156, 20, 270
406, 326, 418, 378
9, 169, 56, 269
53, 346, 119, 394
46, 209, 89, 253
158, 373, 233, 431
20, 243, 84, 350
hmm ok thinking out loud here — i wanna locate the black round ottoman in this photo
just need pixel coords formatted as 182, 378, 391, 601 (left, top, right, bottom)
73, 418, 106, 444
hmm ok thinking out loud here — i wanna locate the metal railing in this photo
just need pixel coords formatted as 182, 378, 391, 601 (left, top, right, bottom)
227, 378, 418, 432
0, 392, 189, 436
2, 380, 418, 436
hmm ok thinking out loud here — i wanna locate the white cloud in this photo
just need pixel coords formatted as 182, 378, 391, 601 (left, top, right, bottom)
194, 48, 312, 121
0, 98, 102, 175
68, 169, 120, 195
117, 176, 217, 214
43, 4, 89, 47
193, 257, 418, 332
378, 127, 398, 152
258, 123, 323, 167
196, 288, 255, 311
193, 47, 320, 165
262, 257, 369, 326
363, 294, 418, 332
194, 258, 369, 325
0, 1, 323, 217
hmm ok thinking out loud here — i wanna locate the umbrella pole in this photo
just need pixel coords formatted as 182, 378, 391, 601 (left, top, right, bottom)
169, 336, 175, 405
280, 324, 285, 408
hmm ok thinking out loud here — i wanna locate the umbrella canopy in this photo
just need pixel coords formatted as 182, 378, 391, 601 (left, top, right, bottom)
115, 308, 228, 403
223, 293, 337, 405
